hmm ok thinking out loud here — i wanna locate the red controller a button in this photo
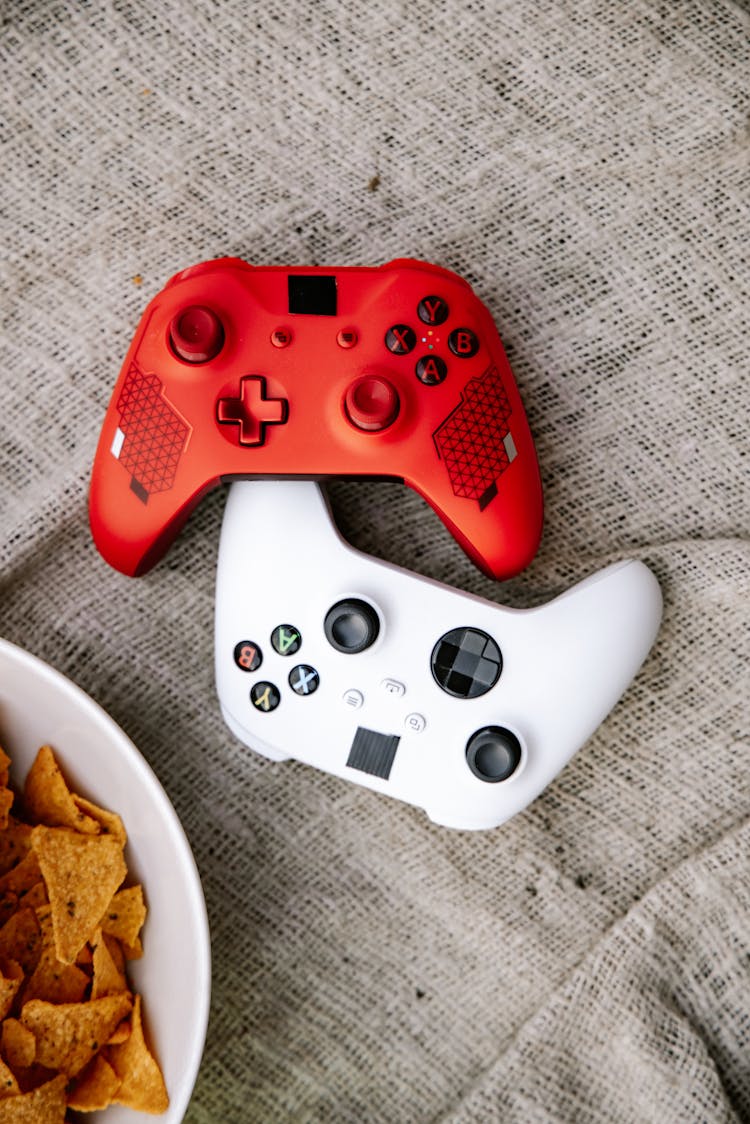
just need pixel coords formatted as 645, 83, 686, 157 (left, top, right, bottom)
217, 376, 288, 446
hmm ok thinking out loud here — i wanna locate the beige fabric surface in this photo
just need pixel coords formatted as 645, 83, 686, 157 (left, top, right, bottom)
1, 2, 748, 1121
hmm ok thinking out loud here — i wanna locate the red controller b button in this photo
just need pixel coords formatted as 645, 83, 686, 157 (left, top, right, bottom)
170, 306, 225, 363
344, 375, 400, 432
448, 328, 479, 358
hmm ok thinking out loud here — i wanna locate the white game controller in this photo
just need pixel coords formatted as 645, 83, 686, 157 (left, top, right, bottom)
215, 481, 662, 830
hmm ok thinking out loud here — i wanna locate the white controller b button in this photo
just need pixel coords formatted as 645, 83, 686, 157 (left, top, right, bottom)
234, 640, 262, 672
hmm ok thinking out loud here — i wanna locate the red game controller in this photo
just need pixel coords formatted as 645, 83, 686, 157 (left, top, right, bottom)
89, 257, 543, 578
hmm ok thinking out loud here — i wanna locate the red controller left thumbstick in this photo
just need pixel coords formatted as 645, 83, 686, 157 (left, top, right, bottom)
170, 306, 225, 363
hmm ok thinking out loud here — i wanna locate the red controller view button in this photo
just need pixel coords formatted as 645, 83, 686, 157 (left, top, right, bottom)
344, 375, 400, 432
270, 327, 293, 348
170, 306, 225, 363
217, 376, 288, 446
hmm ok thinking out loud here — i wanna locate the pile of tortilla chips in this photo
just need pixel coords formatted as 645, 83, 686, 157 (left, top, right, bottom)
0, 743, 168, 1119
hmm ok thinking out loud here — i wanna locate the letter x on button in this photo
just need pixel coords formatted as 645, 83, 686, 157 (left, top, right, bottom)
217, 375, 288, 446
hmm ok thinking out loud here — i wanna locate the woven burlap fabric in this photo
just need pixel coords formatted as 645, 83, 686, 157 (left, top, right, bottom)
1, 1, 748, 1121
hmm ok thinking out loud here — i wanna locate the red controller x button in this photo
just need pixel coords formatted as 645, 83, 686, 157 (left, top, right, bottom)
217, 376, 288, 446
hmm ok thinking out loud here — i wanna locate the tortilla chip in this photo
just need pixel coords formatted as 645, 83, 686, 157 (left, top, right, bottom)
18, 883, 46, 912
90, 928, 127, 999
0, 901, 16, 934
30, 827, 126, 963
21, 910, 89, 1006
0, 792, 13, 837
106, 1018, 131, 1046
0, 1073, 67, 1121
0, 749, 11, 833
0, 1054, 19, 1098
0, 962, 23, 1021
71, 796, 127, 846
22, 747, 99, 835
100, 886, 146, 948
108, 994, 169, 1113
1, 1019, 36, 1070
0, 855, 42, 900
67, 1053, 121, 1112
0, 823, 32, 879
20, 993, 132, 1078
0, 743, 167, 1114
119, 937, 143, 961
0, 911, 41, 975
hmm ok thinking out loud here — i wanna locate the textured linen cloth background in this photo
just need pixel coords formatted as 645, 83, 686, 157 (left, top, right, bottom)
1, 1, 748, 1121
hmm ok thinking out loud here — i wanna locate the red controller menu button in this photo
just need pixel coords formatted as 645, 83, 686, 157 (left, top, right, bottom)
169, 306, 225, 363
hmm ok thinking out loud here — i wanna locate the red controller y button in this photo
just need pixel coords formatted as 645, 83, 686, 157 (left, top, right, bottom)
344, 375, 400, 432
217, 376, 288, 446
417, 296, 449, 325
170, 306, 225, 363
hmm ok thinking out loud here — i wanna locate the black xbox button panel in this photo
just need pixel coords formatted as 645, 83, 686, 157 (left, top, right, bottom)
431, 627, 502, 699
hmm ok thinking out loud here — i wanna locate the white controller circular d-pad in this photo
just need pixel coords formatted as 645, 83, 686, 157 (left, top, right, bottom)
215, 481, 663, 831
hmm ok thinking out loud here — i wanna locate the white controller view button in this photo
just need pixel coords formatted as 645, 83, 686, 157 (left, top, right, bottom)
405, 713, 426, 733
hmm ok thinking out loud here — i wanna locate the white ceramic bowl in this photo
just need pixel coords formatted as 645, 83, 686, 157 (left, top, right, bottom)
0, 637, 210, 1122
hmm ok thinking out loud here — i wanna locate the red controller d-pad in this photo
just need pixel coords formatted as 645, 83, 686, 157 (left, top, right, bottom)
217, 376, 288, 446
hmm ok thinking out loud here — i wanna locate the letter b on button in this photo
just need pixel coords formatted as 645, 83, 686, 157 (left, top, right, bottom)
448, 328, 479, 358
